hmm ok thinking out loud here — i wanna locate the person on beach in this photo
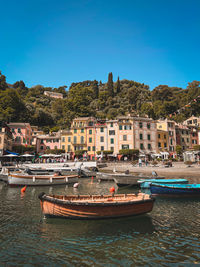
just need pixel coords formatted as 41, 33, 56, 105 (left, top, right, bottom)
139, 158, 142, 167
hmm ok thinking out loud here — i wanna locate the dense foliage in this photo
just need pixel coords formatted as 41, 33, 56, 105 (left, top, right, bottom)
1, 71, 200, 132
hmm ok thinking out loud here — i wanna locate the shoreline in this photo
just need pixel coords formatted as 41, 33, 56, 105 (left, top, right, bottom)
101, 162, 200, 182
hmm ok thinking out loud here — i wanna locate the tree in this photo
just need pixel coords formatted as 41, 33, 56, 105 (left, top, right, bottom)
176, 145, 183, 158
119, 149, 139, 160
116, 76, 121, 94
107, 72, 114, 97
0, 71, 7, 91
92, 80, 99, 99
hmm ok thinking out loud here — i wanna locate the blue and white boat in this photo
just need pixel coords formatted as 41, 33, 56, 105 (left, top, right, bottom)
150, 183, 200, 196
138, 178, 188, 189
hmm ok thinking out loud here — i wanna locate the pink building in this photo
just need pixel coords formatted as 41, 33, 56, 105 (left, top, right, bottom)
8, 123, 32, 146
36, 133, 61, 153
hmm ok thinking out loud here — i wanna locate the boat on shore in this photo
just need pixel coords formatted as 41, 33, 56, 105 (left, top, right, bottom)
38, 192, 155, 219
150, 183, 200, 197
138, 178, 188, 189
7, 172, 79, 186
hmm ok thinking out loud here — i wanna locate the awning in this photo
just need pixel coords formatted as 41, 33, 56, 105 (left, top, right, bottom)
5, 150, 19, 156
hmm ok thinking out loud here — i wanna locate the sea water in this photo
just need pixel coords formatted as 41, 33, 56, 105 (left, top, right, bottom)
0, 179, 200, 266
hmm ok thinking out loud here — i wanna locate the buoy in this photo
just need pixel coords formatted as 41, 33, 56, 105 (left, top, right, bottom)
109, 186, 115, 193
21, 185, 27, 193
91, 176, 94, 180
73, 182, 79, 188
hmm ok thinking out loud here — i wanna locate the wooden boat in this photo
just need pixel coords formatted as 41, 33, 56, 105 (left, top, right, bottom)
38, 192, 155, 219
113, 175, 165, 188
150, 183, 200, 196
138, 178, 188, 189
7, 172, 79, 186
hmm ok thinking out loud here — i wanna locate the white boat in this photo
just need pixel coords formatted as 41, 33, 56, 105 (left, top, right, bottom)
7, 172, 79, 186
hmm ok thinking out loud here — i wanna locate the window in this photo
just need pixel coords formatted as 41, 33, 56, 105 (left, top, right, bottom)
110, 123, 113, 127
54, 146, 57, 149
62, 137, 65, 142
187, 138, 189, 142
158, 142, 161, 148
147, 134, 151, 141
18, 128, 21, 133
110, 138, 114, 144
74, 129, 77, 133
164, 143, 167, 148
101, 146, 104, 151
89, 137, 92, 143
92, 146, 95, 151
158, 134, 160, 139
12, 128, 15, 133
40, 146, 43, 150
119, 125, 122, 130
47, 146, 50, 150
182, 138, 184, 142
100, 136, 104, 142
89, 129, 92, 134
164, 135, 166, 139
140, 134, 143, 140
88, 146, 91, 151
123, 135, 127, 141
110, 147, 114, 151
170, 139, 173, 145
122, 144, 129, 149
140, 143, 144, 149
68, 137, 71, 142
23, 138, 26, 144
81, 136, 84, 144
74, 136, 77, 144
147, 123, 150, 129
67, 145, 71, 152
81, 129, 84, 133
100, 127, 104, 133
139, 122, 143, 128
148, 144, 151, 150
109, 130, 115, 135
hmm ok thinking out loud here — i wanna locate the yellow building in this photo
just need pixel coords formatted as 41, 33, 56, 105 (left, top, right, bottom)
157, 130, 168, 151
60, 130, 73, 153
157, 119, 176, 155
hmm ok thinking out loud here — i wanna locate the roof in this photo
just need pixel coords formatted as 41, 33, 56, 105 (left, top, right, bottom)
8, 122, 31, 127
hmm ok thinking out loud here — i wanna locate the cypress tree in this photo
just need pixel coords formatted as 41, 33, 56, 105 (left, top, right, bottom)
107, 72, 114, 97
116, 76, 121, 94
93, 80, 99, 99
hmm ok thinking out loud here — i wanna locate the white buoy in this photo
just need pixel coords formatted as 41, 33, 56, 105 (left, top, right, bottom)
73, 182, 79, 188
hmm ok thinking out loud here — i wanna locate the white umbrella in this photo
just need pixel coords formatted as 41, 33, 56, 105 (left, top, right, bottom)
5, 154, 18, 157
21, 154, 34, 157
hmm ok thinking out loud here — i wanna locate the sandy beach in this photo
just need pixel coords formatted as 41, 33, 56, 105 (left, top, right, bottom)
101, 161, 200, 183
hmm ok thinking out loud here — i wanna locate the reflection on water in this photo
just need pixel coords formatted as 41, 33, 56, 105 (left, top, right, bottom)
0, 178, 200, 265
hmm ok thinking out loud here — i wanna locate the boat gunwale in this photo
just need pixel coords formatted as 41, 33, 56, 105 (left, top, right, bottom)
38, 192, 155, 206
9, 174, 78, 180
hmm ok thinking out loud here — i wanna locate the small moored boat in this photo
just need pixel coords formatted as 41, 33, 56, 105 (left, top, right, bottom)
7, 173, 79, 186
150, 183, 200, 197
38, 192, 155, 219
138, 178, 188, 189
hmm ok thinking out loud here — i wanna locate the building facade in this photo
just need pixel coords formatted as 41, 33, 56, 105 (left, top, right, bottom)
0, 122, 13, 156
8, 123, 32, 147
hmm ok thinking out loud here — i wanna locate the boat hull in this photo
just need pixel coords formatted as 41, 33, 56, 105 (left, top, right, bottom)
7, 174, 79, 186
140, 179, 188, 189
39, 193, 155, 219
150, 184, 200, 197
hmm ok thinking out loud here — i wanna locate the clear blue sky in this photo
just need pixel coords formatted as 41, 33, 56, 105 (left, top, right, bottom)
1, 0, 200, 90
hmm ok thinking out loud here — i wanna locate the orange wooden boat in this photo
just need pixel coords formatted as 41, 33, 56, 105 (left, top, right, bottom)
38, 192, 155, 219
